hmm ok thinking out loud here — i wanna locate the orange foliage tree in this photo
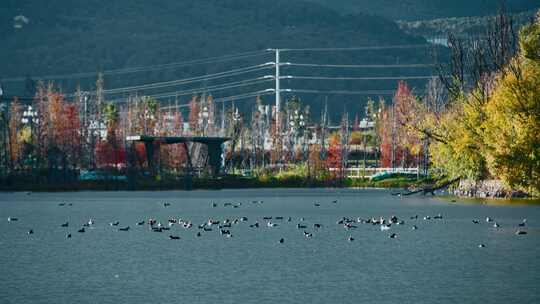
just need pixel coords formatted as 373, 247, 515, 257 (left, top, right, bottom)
325, 133, 342, 178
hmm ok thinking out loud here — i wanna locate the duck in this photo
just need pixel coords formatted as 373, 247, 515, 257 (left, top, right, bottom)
7, 217, 18, 222
486, 217, 493, 222
493, 222, 500, 228
478, 244, 486, 248
61, 222, 69, 227
136, 221, 145, 226
58, 203, 66, 206
472, 219, 480, 224
163, 202, 171, 207
313, 224, 322, 229
518, 219, 526, 227
27, 229, 33, 235
118, 226, 130, 231
515, 230, 527, 235
297, 224, 307, 229
410, 215, 418, 220
169, 235, 180, 240
249, 222, 259, 228
347, 236, 354, 242
110, 221, 120, 226
389, 233, 397, 239
66, 234, 72, 238
434, 214, 443, 220
196, 232, 202, 237
303, 231, 313, 238
412, 225, 418, 230
344, 223, 357, 229
78, 228, 85, 233
380, 224, 391, 231
279, 238, 284, 243
314, 203, 321, 207
207, 219, 219, 226
267, 222, 278, 227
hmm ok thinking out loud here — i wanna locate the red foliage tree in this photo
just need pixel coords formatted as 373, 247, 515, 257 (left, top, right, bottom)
325, 134, 342, 177
62, 103, 81, 169
379, 81, 420, 168
95, 141, 126, 168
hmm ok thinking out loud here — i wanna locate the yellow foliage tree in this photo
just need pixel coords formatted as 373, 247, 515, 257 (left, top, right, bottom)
481, 20, 540, 194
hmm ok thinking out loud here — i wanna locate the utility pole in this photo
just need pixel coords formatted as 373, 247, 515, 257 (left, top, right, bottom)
391, 99, 396, 172
274, 49, 280, 132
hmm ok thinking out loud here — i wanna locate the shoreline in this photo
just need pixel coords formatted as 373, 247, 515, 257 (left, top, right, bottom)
0, 175, 420, 192
2, 176, 537, 202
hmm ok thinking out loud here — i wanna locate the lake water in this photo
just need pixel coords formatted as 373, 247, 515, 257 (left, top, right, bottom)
1, 189, 539, 303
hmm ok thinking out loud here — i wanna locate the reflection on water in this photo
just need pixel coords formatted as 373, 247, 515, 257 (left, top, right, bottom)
437, 195, 540, 206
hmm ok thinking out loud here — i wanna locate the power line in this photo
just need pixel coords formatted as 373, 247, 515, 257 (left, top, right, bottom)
279, 44, 432, 52
159, 89, 274, 110
284, 75, 440, 81
286, 63, 435, 68
286, 89, 396, 95
66, 64, 274, 97
2, 50, 271, 83
148, 77, 272, 99
102, 64, 272, 95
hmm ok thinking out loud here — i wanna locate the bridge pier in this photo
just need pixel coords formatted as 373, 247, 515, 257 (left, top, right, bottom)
127, 135, 229, 178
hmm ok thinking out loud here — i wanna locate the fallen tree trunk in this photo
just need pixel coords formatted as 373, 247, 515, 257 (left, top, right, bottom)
392, 177, 461, 196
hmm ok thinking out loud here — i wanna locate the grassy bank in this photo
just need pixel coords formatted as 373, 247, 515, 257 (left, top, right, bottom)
0, 175, 422, 192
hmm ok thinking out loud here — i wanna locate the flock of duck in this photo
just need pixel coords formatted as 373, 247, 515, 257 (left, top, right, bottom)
6, 199, 530, 247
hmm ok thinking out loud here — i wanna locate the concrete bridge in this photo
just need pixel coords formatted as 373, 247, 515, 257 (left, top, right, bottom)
126, 135, 230, 177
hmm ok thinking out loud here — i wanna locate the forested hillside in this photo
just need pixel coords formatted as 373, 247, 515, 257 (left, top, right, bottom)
307, 0, 538, 20
0, 0, 433, 119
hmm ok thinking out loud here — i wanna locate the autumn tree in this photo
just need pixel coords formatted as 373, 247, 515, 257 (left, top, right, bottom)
481, 15, 540, 195
325, 133, 342, 179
